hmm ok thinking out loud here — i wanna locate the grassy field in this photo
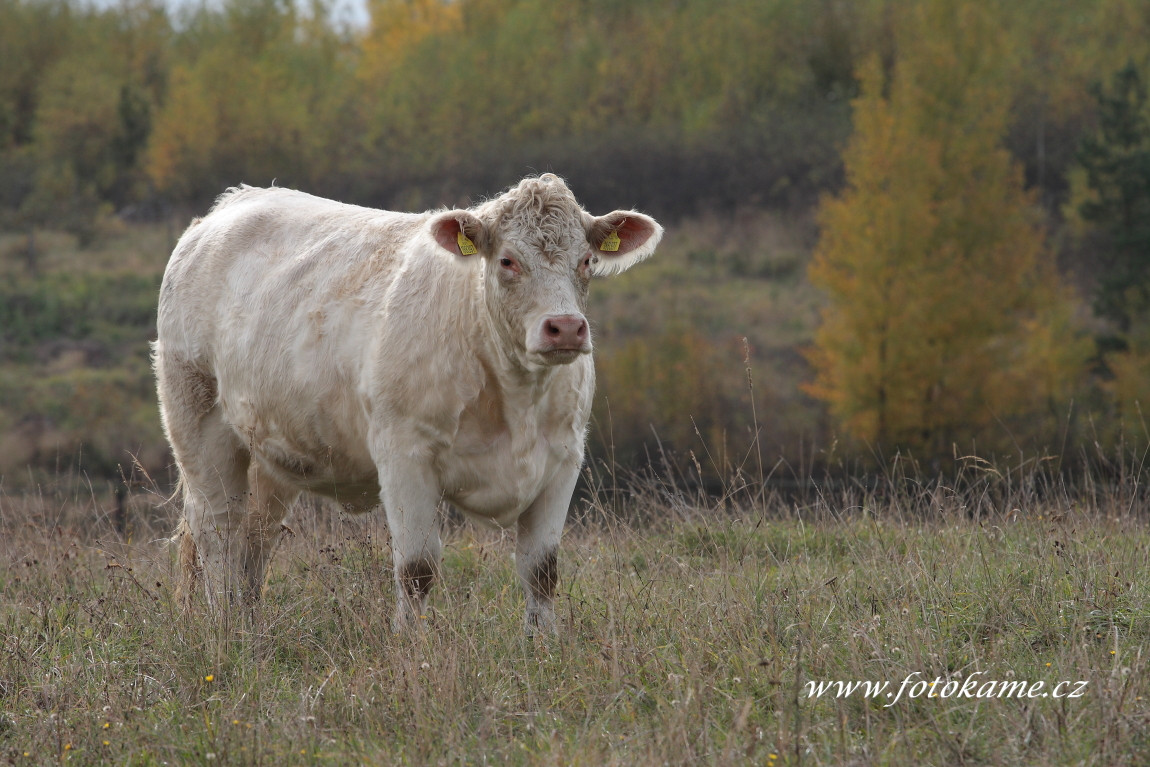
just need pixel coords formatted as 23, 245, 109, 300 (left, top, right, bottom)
2, 461, 1149, 766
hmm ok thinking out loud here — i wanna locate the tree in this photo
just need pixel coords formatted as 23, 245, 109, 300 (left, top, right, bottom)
1070, 61, 1150, 430
805, 1, 1087, 456
0, 0, 169, 254
146, 0, 354, 202
1076, 62, 1150, 331
23, 56, 122, 241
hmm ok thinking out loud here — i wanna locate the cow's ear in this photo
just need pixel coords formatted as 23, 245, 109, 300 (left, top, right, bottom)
430, 211, 489, 257
585, 210, 663, 276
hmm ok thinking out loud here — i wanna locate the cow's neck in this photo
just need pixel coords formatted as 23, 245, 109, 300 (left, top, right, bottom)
474, 289, 561, 399
481, 325, 558, 394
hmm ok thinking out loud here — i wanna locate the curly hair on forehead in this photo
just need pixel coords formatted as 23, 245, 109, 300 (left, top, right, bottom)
476, 174, 587, 253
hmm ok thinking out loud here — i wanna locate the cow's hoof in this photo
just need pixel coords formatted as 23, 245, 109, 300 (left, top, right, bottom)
524, 608, 558, 637
391, 609, 430, 634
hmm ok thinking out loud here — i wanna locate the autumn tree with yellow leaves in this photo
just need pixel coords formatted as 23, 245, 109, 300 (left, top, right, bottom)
146, 0, 355, 201
805, 1, 1089, 456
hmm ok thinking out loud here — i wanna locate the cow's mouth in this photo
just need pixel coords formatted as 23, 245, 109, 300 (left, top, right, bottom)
537, 347, 587, 365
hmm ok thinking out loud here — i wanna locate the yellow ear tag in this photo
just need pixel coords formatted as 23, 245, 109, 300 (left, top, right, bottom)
599, 230, 621, 252
457, 231, 478, 255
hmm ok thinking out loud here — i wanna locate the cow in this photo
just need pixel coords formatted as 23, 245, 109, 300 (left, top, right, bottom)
154, 174, 662, 632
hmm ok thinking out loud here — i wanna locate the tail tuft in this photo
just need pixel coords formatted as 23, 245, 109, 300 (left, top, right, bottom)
174, 517, 201, 610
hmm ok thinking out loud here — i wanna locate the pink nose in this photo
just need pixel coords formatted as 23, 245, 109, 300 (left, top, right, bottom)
541, 315, 588, 351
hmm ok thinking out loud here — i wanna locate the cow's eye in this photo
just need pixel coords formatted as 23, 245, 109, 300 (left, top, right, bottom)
500, 257, 514, 268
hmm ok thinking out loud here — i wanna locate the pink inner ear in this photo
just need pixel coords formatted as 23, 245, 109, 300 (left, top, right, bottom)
432, 216, 466, 255
607, 215, 657, 256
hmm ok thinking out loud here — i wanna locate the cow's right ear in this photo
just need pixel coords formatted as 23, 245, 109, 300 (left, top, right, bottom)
429, 211, 489, 258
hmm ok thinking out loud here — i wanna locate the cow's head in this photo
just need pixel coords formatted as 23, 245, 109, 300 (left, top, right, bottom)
429, 174, 662, 368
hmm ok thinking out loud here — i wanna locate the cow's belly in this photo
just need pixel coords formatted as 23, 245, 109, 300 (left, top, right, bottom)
437, 434, 566, 527
225, 395, 381, 510
256, 438, 380, 509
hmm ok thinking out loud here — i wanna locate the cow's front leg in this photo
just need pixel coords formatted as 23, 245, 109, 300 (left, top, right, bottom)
516, 461, 579, 635
377, 452, 443, 631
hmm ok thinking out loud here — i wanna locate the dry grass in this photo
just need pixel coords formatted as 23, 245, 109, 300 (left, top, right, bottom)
2, 460, 1150, 766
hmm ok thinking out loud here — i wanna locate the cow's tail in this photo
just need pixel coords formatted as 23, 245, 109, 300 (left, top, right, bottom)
172, 486, 201, 610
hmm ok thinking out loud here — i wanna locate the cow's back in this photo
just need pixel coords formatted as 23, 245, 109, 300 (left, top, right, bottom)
158, 187, 420, 364
156, 187, 432, 499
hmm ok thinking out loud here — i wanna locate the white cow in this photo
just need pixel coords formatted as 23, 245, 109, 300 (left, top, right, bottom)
154, 174, 662, 631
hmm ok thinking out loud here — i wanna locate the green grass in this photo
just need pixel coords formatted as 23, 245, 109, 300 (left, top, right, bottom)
2, 469, 1149, 765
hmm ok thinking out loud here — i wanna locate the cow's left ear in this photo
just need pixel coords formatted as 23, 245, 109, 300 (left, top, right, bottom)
585, 210, 663, 276
429, 210, 490, 258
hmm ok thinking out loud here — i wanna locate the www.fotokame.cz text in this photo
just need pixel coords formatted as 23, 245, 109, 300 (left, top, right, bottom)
806, 671, 1088, 707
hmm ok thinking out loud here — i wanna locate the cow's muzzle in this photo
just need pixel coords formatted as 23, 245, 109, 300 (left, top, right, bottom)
534, 314, 591, 364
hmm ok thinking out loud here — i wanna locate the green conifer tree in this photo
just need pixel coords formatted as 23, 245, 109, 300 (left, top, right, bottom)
1077, 62, 1150, 332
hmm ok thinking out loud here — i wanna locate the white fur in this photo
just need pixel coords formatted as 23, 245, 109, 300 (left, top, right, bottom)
154, 175, 661, 632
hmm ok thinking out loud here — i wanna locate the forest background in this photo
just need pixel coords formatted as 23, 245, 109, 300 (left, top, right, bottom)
2, 0, 1150, 491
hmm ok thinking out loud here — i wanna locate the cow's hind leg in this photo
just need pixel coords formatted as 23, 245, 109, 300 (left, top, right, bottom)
242, 462, 300, 603
157, 356, 251, 609
177, 432, 251, 607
